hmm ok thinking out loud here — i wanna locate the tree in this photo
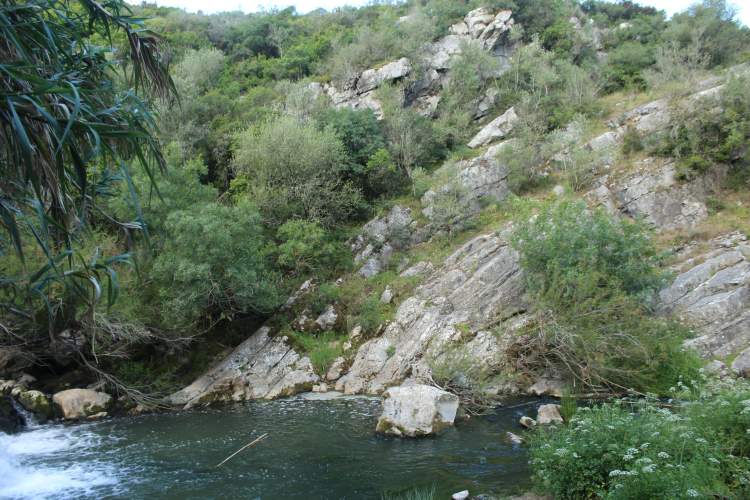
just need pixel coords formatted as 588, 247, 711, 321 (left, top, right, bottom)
232, 116, 364, 227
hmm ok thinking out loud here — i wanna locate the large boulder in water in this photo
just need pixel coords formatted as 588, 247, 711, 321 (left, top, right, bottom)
53, 388, 111, 420
375, 384, 459, 437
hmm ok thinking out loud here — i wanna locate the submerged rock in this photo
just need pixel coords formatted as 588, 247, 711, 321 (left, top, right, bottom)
375, 384, 459, 437
53, 388, 111, 420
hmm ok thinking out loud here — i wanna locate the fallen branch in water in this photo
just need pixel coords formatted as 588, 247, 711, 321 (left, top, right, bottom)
215, 433, 269, 468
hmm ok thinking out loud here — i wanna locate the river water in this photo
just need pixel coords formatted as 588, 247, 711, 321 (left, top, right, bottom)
0, 395, 534, 499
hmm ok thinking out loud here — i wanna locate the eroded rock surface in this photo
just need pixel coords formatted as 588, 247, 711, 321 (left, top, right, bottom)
324, 8, 515, 118
468, 107, 518, 148
337, 230, 526, 395
351, 205, 417, 278
660, 232, 750, 358
375, 384, 459, 437
587, 158, 723, 231
422, 142, 512, 224
169, 327, 318, 408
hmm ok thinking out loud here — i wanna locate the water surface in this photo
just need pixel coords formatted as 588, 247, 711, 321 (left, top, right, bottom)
0, 395, 534, 499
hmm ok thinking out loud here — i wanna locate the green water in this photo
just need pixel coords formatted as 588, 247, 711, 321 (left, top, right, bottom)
1, 395, 535, 499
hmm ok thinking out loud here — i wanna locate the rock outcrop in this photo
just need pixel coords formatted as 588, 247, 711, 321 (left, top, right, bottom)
422, 142, 512, 224
375, 384, 459, 437
467, 107, 518, 148
323, 8, 515, 118
351, 205, 417, 277
587, 158, 723, 231
53, 388, 111, 420
660, 232, 750, 358
336, 229, 526, 395
169, 327, 319, 408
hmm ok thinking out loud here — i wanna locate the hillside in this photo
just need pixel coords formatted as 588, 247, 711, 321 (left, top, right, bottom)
2, 1, 750, 498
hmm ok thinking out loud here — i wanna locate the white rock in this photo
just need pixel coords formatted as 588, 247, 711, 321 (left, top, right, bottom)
380, 287, 394, 304
452, 490, 470, 500
528, 378, 565, 398
376, 385, 459, 437
536, 404, 563, 425
52, 389, 112, 420
506, 432, 524, 445
468, 107, 518, 148
519, 416, 536, 429
315, 305, 338, 331
326, 357, 347, 382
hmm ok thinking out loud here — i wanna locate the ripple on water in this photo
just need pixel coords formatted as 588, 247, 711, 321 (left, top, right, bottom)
0, 397, 534, 499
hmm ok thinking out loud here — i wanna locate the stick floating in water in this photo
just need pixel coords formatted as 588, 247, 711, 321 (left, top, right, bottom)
215, 433, 269, 468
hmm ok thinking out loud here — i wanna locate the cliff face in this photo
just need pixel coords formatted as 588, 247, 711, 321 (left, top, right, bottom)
169, 24, 750, 408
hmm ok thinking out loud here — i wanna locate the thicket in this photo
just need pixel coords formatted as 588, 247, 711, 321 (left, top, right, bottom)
510, 200, 699, 394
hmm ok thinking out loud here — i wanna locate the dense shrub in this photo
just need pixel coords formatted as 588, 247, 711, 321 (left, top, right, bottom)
152, 201, 282, 328
658, 75, 750, 181
275, 220, 350, 277
232, 116, 364, 227
510, 200, 699, 393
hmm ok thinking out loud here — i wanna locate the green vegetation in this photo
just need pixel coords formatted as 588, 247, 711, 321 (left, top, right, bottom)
655, 75, 750, 182
529, 378, 750, 499
2, 0, 748, 402
510, 200, 699, 394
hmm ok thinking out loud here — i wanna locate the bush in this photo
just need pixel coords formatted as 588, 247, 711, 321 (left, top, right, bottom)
529, 378, 750, 499
510, 200, 700, 393
287, 330, 344, 375
621, 125, 644, 157
275, 220, 350, 277
152, 201, 282, 328
658, 75, 750, 181
233, 116, 364, 227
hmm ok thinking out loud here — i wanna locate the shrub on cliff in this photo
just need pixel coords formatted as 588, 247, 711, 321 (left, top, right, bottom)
510, 200, 699, 394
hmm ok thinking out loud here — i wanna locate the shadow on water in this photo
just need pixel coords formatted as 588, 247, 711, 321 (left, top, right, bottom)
0, 395, 541, 499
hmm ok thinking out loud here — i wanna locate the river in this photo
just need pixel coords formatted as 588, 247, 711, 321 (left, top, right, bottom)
0, 394, 534, 499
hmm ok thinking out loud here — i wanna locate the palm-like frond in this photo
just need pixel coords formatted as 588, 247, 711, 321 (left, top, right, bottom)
0, 0, 175, 335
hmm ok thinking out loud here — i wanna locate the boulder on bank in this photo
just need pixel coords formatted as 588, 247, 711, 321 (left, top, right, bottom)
18, 390, 53, 419
732, 347, 750, 377
376, 384, 459, 437
53, 388, 112, 420
536, 404, 563, 425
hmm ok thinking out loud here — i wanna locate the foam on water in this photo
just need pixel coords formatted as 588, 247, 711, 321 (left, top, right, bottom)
0, 425, 119, 500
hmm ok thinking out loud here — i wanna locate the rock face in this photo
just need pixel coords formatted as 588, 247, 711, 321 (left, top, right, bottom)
422, 142, 512, 224
324, 8, 515, 118
587, 158, 723, 231
660, 232, 750, 358
53, 389, 111, 420
468, 107, 518, 148
169, 327, 319, 408
336, 229, 526, 395
351, 205, 416, 277
375, 384, 459, 437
